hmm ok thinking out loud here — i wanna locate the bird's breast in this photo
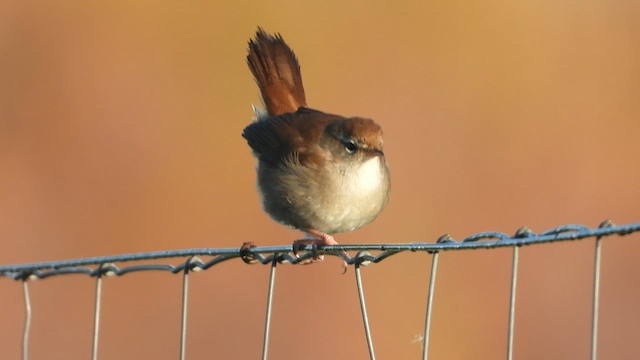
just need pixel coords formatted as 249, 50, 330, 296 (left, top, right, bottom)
319, 155, 390, 233
255, 153, 389, 235
350, 156, 386, 193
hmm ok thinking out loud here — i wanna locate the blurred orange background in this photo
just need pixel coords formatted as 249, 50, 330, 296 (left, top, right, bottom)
1, 1, 639, 359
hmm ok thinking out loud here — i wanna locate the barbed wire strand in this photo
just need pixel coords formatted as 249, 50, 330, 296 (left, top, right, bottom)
91, 264, 104, 360
262, 257, 278, 360
421, 251, 439, 360
355, 257, 376, 360
21, 279, 31, 360
506, 246, 520, 360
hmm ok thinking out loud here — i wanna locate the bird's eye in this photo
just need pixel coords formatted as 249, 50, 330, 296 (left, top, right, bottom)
344, 141, 357, 154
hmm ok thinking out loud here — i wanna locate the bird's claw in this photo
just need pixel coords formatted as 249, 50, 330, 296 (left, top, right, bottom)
240, 242, 259, 264
292, 239, 324, 263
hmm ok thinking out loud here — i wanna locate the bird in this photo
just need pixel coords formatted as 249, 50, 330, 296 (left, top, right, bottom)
242, 28, 390, 257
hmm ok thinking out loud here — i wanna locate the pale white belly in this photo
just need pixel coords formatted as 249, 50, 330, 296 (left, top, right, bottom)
318, 156, 389, 233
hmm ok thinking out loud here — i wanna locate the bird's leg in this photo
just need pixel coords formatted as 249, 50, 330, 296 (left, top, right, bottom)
306, 229, 338, 246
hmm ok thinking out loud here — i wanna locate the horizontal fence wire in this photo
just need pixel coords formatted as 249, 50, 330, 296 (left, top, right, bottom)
2, 220, 640, 360
1, 221, 638, 280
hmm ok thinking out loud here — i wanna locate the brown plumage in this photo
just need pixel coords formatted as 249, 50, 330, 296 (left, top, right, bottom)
242, 28, 390, 251
247, 28, 307, 116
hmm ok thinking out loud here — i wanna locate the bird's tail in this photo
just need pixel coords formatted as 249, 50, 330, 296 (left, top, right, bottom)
247, 28, 307, 116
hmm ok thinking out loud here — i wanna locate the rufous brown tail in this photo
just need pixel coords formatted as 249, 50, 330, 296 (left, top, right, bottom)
247, 28, 307, 116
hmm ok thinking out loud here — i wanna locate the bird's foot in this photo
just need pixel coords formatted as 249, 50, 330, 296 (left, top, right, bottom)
292, 231, 348, 272
240, 242, 259, 264
292, 230, 337, 263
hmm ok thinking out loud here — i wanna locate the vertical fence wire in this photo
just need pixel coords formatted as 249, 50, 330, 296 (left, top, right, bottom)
422, 251, 439, 360
591, 236, 603, 360
22, 279, 31, 360
179, 258, 192, 360
261, 257, 278, 360
91, 268, 103, 360
355, 261, 376, 360
506, 246, 519, 360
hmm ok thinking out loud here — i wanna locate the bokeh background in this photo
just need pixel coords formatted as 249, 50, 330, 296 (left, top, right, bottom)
1, 1, 639, 359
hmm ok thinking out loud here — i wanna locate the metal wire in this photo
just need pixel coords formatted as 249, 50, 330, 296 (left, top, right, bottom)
422, 251, 439, 360
591, 235, 602, 360
2, 222, 637, 280
506, 246, 519, 360
355, 256, 376, 360
590, 220, 611, 360
2, 221, 639, 360
262, 257, 277, 360
179, 257, 195, 360
91, 265, 103, 360
22, 279, 31, 360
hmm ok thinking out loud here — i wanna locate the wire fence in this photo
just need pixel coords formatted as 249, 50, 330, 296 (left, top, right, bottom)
1, 220, 639, 360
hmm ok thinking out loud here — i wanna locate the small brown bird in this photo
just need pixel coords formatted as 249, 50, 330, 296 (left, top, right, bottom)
242, 28, 390, 253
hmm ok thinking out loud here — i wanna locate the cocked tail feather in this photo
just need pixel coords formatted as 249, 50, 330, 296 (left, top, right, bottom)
247, 28, 307, 116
